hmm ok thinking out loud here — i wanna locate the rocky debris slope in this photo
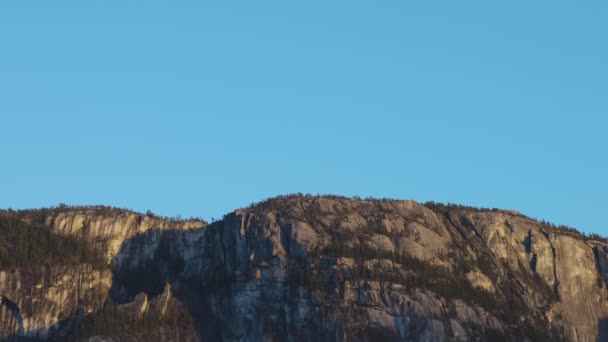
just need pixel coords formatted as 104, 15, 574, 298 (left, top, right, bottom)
2, 196, 608, 341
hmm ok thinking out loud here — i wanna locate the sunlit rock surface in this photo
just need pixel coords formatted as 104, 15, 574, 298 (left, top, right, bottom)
1, 196, 608, 341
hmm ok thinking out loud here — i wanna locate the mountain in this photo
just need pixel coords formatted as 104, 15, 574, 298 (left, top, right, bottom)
1, 195, 607, 341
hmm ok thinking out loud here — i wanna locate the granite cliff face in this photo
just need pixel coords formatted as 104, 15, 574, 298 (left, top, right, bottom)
1, 196, 608, 341
0, 265, 110, 339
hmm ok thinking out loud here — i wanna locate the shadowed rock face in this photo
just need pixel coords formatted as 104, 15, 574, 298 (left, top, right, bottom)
1, 196, 608, 341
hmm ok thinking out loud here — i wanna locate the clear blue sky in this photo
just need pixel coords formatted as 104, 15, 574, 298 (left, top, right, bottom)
0, 2, 606, 233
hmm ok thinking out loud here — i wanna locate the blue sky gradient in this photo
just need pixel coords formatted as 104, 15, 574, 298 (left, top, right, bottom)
1, 2, 606, 233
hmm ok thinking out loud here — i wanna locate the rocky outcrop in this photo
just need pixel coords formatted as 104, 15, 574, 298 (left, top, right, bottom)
19, 208, 205, 261
1, 197, 608, 341
450, 209, 608, 341
0, 207, 204, 340
0, 265, 111, 339
68, 283, 198, 342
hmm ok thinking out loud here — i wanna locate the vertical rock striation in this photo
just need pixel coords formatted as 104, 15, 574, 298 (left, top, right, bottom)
1, 197, 608, 341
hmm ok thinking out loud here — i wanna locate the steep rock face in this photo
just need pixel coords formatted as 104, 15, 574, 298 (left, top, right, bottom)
0, 208, 204, 340
166, 200, 531, 341
2, 197, 608, 341
188, 198, 608, 341
0, 265, 111, 339
110, 197, 607, 341
452, 210, 608, 341
21, 208, 205, 260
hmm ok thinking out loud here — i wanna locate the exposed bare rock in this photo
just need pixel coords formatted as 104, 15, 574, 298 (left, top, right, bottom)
0, 265, 111, 339
465, 271, 495, 293
18, 207, 205, 261
1, 196, 608, 341
366, 234, 396, 254
117, 292, 148, 318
